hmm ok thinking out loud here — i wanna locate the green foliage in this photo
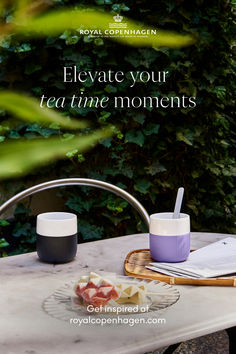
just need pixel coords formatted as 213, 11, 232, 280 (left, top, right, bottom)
0, 238, 9, 247
0, 219, 10, 227
0, 91, 88, 129
0, 0, 235, 255
0, 0, 194, 179
0, 126, 113, 178
0, 219, 10, 256
1, 204, 37, 256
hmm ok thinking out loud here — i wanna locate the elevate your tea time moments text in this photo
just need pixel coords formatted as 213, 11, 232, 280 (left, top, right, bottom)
39, 67, 197, 110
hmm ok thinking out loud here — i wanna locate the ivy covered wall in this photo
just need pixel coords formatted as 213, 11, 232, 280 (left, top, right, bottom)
0, 0, 235, 255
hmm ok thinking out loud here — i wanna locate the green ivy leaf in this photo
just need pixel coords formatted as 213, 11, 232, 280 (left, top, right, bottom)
14, 204, 31, 215
176, 131, 193, 146
0, 238, 9, 248
66, 197, 83, 214
102, 213, 130, 226
125, 130, 145, 147
0, 220, 10, 227
106, 196, 128, 213
66, 149, 78, 158
145, 161, 167, 175
26, 124, 58, 138
100, 137, 112, 148
8, 131, 21, 139
78, 220, 104, 240
24, 63, 41, 75
94, 38, 104, 46
62, 133, 75, 141
105, 85, 117, 93
125, 53, 141, 67
133, 113, 146, 124
134, 179, 152, 194
143, 123, 160, 136
212, 86, 226, 100
13, 222, 32, 237
14, 43, 31, 52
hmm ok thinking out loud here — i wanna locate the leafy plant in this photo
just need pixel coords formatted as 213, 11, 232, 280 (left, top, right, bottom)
0, 0, 235, 256
0, 91, 87, 129
0, 126, 113, 178
0, 219, 10, 256
0, 0, 195, 179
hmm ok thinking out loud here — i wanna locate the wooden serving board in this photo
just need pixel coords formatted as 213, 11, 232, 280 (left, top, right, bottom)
124, 249, 236, 287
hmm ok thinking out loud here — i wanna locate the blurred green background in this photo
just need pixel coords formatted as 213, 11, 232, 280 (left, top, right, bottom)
0, 0, 235, 256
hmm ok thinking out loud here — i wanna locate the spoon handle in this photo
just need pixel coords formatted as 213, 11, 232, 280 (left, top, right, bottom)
173, 187, 184, 219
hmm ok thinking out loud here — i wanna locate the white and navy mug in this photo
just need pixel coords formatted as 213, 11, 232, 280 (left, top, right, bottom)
36, 212, 77, 263
149, 212, 190, 262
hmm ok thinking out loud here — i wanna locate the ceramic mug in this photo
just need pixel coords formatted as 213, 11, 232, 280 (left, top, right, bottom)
36, 212, 77, 263
149, 212, 190, 262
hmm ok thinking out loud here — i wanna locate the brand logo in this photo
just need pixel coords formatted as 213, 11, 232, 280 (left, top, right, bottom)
109, 14, 127, 29
113, 14, 123, 22
78, 13, 157, 38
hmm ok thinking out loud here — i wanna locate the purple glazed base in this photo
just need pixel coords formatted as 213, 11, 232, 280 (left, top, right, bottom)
149, 233, 190, 262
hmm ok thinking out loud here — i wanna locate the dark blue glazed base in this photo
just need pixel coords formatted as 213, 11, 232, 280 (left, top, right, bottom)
36, 233, 77, 264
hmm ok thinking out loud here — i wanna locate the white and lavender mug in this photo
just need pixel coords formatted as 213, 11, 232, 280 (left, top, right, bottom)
36, 212, 77, 263
149, 212, 190, 262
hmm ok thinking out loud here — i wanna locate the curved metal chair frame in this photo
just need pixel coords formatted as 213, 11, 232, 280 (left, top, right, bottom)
0, 178, 150, 228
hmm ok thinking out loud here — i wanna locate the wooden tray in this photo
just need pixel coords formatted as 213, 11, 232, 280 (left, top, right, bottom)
124, 249, 236, 287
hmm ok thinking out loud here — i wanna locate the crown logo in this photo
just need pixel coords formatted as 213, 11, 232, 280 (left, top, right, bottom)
113, 14, 123, 22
